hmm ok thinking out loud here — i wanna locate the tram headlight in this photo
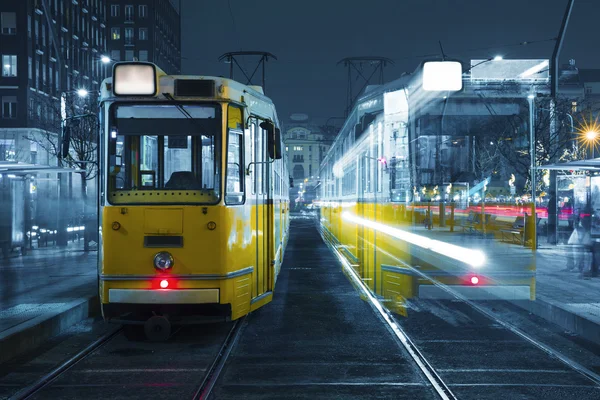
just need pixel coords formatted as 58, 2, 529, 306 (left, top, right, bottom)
153, 251, 174, 271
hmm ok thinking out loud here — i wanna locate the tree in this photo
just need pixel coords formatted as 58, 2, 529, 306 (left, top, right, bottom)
25, 86, 98, 250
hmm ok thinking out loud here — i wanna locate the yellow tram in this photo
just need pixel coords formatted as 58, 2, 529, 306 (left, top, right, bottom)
318, 61, 536, 315
92, 62, 289, 338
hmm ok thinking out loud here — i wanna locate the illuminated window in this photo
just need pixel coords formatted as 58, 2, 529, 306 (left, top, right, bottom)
294, 146, 303, 151
111, 27, 120, 40
572, 101, 577, 113
2, 54, 17, 77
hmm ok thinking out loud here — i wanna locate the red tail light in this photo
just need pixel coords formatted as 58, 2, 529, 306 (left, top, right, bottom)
160, 279, 169, 289
470, 276, 479, 285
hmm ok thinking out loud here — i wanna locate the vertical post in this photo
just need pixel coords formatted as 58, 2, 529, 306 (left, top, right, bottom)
529, 96, 536, 214
548, 0, 575, 245
57, 93, 67, 246
450, 203, 455, 232
262, 55, 266, 92
427, 203, 431, 230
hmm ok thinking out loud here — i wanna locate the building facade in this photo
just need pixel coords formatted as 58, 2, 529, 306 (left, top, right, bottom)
283, 114, 336, 205
106, 0, 180, 74
0, 0, 109, 165
0, 0, 109, 248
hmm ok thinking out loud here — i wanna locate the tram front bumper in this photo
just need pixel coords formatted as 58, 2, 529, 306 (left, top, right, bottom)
108, 288, 220, 304
418, 285, 531, 301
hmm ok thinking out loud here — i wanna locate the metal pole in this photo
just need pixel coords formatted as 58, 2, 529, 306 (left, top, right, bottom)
529, 96, 535, 207
551, 0, 575, 98
548, 0, 575, 245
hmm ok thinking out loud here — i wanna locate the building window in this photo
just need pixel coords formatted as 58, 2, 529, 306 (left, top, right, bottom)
139, 5, 147, 18
2, 55, 17, 77
138, 50, 148, 61
0, 138, 16, 161
124, 27, 133, 44
110, 49, 120, 61
586, 87, 593, 95
1, 12, 16, 35
293, 146, 303, 151
125, 50, 134, 61
572, 101, 578, 113
27, 15, 31, 37
110, 4, 119, 17
111, 27, 120, 40
125, 5, 134, 21
28, 57, 32, 80
2, 96, 17, 119
139, 28, 147, 40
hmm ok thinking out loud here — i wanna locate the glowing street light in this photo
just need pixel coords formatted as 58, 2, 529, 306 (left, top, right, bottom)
585, 130, 599, 141
77, 88, 89, 98
493, 55, 503, 61
100, 55, 111, 64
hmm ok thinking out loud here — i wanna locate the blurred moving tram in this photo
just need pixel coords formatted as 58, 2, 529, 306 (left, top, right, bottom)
92, 62, 289, 339
318, 60, 536, 314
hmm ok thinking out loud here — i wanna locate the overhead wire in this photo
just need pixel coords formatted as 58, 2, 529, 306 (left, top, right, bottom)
180, 36, 557, 65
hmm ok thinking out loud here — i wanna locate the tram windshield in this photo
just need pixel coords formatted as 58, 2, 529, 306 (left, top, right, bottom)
107, 103, 221, 204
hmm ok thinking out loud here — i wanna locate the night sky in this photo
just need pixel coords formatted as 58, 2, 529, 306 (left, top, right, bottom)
181, 0, 600, 126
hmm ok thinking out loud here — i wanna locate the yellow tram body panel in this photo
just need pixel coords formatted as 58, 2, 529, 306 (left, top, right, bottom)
320, 201, 536, 314
100, 202, 287, 321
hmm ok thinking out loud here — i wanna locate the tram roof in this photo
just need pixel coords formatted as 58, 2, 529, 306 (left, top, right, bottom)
99, 63, 278, 123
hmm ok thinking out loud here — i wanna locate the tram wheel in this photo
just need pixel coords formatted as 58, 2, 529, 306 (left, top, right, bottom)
144, 316, 171, 342
123, 324, 145, 341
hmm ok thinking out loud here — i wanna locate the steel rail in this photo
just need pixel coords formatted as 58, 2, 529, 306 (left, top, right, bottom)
192, 316, 247, 400
11, 327, 122, 400
319, 226, 457, 400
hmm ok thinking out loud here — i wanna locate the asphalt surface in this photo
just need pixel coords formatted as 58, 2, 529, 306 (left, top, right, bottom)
211, 217, 437, 399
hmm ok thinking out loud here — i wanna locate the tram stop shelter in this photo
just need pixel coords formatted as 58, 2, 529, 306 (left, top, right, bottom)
0, 162, 77, 257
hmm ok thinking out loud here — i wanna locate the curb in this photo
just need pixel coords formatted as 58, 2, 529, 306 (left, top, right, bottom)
516, 297, 600, 344
0, 296, 99, 364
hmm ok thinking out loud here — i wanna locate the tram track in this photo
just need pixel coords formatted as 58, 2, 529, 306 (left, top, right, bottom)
319, 216, 600, 399
319, 224, 458, 400
10, 327, 123, 400
6, 319, 245, 400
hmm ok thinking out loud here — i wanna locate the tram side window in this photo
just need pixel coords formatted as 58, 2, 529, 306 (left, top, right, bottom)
226, 132, 244, 204
226, 104, 244, 205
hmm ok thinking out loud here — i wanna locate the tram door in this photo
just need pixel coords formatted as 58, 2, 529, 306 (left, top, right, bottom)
253, 122, 269, 297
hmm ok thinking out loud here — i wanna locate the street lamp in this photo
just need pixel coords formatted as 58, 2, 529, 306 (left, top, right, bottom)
100, 55, 111, 64
584, 130, 599, 158
77, 88, 89, 98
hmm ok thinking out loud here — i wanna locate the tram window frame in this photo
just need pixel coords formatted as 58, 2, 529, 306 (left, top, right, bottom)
226, 104, 245, 205
106, 102, 222, 205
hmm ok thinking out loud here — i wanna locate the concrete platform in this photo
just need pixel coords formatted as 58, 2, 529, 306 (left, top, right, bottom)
0, 243, 98, 363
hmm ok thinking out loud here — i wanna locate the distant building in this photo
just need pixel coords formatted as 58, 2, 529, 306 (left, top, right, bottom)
283, 114, 336, 205
284, 114, 335, 183
106, 0, 181, 74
